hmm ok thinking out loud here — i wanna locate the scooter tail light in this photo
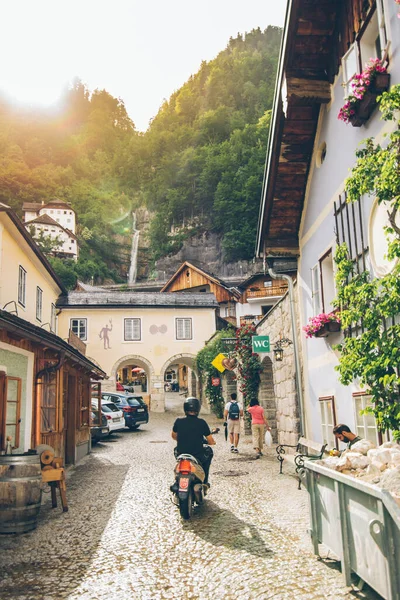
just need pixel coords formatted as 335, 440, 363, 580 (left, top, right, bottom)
178, 459, 192, 473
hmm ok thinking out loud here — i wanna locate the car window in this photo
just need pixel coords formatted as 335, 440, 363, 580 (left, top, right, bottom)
127, 395, 145, 405
115, 397, 129, 406
101, 404, 112, 413
103, 403, 120, 412
126, 398, 141, 407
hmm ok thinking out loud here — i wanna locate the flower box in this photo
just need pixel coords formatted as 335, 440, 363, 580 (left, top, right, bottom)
314, 321, 341, 338
349, 73, 391, 127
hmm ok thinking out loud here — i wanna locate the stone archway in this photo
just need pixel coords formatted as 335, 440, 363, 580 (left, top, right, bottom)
109, 354, 155, 395
160, 353, 200, 412
259, 356, 278, 443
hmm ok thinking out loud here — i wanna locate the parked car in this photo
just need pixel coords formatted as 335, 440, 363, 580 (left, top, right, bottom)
92, 399, 124, 434
101, 392, 149, 430
90, 410, 109, 444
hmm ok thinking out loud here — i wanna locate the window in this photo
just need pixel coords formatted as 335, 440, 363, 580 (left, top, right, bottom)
342, 3, 389, 97
311, 250, 335, 315
36, 287, 43, 321
176, 318, 192, 340
70, 318, 87, 341
353, 393, 380, 445
51, 304, 56, 332
39, 371, 57, 433
124, 318, 141, 341
319, 396, 337, 449
0, 374, 22, 451
18, 266, 26, 307
79, 377, 89, 428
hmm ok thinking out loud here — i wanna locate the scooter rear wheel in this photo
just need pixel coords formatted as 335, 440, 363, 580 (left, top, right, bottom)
179, 488, 193, 520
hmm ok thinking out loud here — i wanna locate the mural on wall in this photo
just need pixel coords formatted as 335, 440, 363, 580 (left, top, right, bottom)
149, 324, 168, 334
99, 319, 113, 349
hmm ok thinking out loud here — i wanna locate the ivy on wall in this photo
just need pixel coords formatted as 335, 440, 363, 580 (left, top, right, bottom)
333, 85, 400, 439
196, 328, 236, 418
235, 324, 261, 410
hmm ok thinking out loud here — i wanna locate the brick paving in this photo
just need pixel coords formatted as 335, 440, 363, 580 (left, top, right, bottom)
0, 402, 381, 600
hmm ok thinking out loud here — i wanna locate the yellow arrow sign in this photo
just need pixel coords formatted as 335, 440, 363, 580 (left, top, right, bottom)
212, 353, 227, 373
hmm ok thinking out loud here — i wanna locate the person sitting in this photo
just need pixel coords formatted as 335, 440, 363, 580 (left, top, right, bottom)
333, 424, 362, 453
171, 397, 216, 487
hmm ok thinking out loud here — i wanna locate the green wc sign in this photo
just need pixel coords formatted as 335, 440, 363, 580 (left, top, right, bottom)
251, 336, 270, 353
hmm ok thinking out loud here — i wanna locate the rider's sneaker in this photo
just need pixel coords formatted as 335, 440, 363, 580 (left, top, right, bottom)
203, 483, 210, 495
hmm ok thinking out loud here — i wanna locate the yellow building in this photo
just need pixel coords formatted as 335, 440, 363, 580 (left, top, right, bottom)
57, 291, 219, 411
0, 204, 104, 463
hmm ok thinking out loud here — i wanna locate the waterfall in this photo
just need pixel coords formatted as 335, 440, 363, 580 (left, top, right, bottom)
128, 212, 140, 285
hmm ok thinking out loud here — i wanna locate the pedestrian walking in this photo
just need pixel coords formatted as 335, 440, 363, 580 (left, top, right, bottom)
224, 393, 243, 453
247, 399, 271, 458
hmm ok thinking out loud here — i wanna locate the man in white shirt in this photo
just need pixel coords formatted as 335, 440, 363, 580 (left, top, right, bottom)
224, 393, 243, 453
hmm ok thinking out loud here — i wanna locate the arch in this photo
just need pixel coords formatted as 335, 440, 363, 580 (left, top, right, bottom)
110, 354, 155, 381
160, 353, 198, 379
259, 355, 277, 443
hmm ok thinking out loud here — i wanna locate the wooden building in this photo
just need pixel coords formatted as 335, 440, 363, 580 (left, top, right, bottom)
161, 261, 240, 325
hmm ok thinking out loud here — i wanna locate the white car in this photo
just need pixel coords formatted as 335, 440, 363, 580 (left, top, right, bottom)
92, 400, 124, 434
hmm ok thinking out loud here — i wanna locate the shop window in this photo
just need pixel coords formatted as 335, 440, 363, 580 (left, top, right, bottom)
353, 393, 380, 445
0, 374, 22, 450
319, 396, 337, 449
70, 318, 87, 341
79, 377, 89, 428
40, 371, 57, 433
176, 318, 192, 340
18, 265, 26, 307
124, 318, 141, 341
36, 287, 43, 321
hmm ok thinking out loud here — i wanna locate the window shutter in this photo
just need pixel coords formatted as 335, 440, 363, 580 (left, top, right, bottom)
184, 319, 192, 339
311, 265, 321, 315
176, 319, 184, 339
125, 318, 140, 340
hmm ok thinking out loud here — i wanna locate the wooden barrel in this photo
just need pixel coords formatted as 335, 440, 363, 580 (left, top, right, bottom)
0, 454, 42, 534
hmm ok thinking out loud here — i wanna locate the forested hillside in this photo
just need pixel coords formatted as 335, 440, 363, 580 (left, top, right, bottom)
0, 27, 281, 287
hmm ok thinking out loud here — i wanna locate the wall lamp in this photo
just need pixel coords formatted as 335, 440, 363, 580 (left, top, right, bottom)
273, 337, 293, 362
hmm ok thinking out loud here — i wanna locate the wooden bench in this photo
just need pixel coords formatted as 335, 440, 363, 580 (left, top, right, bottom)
276, 437, 327, 490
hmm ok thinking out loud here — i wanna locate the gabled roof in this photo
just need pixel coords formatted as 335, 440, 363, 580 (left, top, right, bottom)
0, 204, 67, 294
22, 202, 42, 212
25, 214, 78, 240
161, 261, 241, 299
22, 199, 75, 213
57, 291, 219, 309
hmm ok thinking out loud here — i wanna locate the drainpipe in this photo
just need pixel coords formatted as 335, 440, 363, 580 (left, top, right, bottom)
267, 262, 306, 436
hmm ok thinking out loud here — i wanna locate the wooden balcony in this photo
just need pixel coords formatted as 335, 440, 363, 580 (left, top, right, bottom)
246, 285, 287, 300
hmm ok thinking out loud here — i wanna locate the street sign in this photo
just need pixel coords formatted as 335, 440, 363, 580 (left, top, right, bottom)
221, 338, 236, 352
211, 353, 227, 372
252, 336, 270, 353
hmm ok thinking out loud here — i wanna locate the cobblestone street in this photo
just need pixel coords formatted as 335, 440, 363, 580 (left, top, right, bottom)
0, 398, 380, 600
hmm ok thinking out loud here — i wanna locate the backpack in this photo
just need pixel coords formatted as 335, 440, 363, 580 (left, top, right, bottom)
228, 401, 240, 420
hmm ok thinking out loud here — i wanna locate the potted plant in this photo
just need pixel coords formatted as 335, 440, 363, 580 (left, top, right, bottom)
303, 312, 341, 339
338, 59, 390, 127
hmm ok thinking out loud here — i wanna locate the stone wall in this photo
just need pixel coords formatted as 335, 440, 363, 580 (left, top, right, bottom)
256, 285, 302, 447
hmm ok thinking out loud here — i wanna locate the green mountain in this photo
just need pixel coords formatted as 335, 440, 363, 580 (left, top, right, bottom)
0, 27, 281, 287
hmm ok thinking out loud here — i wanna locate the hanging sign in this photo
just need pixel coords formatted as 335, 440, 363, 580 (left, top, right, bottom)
221, 338, 236, 352
211, 353, 227, 373
222, 357, 237, 371
252, 335, 270, 353
211, 377, 221, 387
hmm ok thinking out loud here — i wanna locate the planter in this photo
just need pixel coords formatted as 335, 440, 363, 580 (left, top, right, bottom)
314, 321, 341, 338
349, 73, 390, 127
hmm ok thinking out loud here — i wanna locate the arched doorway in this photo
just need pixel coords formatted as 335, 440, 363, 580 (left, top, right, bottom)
259, 356, 277, 442
110, 355, 155, 395
160, 354, 199, 412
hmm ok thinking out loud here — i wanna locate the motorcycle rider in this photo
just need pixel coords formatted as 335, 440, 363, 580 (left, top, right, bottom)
171, 397, 216, 487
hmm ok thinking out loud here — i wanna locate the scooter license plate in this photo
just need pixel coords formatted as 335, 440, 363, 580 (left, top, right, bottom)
179, 477, 190, 491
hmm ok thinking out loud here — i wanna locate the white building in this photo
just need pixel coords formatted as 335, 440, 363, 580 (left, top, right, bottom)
23, 199, 78, 260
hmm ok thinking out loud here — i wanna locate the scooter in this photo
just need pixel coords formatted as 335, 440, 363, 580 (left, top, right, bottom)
171, 428, 219, 520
